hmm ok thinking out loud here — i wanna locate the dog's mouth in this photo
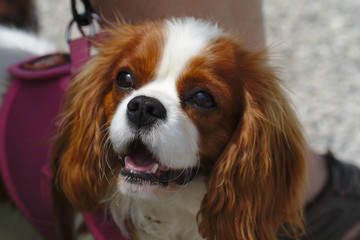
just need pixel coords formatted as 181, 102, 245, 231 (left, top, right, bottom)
119, 141, 200, 187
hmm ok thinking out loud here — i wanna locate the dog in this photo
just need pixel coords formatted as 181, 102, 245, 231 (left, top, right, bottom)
51, 17, 308, 240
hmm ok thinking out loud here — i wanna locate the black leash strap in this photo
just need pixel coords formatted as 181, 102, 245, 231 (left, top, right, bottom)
67, 0, 102, 42
71, 0, 94, 27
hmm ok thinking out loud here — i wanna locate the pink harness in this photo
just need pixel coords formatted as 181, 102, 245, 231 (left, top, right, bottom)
0, 37, 129, 240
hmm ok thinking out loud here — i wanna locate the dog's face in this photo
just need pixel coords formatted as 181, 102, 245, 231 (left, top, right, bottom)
103, 19, 243, 198
53, 18, 307, 239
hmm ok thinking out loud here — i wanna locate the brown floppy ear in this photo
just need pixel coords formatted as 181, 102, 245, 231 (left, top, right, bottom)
51, 59, 112, 212
198, 51, 307, 240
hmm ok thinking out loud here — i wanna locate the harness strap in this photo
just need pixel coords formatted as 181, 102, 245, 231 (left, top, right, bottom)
69, 36, 92, 73
0, 54, 71, 239
84, 212, 130, 240
0, 36, 129, 239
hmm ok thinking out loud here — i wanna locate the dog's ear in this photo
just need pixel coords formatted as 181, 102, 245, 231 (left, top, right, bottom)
198, 50, 307, 240
51, 22, 162, 212
51, 59, 112, 211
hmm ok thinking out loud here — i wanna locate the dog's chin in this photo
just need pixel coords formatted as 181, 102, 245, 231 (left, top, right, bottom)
117, 177, 183, 199
115, 140, 200, 199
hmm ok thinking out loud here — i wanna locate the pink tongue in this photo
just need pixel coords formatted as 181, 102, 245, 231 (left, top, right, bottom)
125, 143, 157, 172
125, 156, 157, 172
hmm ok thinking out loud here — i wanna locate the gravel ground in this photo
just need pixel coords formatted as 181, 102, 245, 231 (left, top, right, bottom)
263, 0, 360, 165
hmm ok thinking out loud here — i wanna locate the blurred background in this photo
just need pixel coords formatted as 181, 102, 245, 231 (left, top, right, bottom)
0, 0, 359, 239
264, 0, 360, 166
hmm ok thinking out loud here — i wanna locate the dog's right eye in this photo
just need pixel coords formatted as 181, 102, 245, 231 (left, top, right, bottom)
115, 71, 135, 89
187, 91, 217, 109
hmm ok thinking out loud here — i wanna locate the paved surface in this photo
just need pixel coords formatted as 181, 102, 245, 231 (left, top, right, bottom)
263, 0, 360, 165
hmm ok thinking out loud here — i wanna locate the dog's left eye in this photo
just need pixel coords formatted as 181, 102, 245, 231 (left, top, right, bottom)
115, 71, 135, 89
188, 91, 216, 109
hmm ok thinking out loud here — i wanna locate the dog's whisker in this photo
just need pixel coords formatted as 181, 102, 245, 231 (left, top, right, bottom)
98, 128, 118, 184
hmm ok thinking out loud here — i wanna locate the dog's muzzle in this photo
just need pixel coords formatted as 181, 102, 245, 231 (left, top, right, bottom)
119, 140, 200, 187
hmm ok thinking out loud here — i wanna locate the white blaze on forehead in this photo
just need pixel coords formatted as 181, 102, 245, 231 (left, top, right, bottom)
158, 18, 222, 84
139, 18, 223, 104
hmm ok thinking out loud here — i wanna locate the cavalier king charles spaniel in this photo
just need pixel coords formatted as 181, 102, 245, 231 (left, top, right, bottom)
52, 18, 307, 240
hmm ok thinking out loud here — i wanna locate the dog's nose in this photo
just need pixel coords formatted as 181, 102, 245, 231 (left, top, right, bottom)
127, 96, 167, 129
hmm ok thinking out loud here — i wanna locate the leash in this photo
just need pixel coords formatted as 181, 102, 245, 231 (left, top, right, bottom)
71, 0, 95, 27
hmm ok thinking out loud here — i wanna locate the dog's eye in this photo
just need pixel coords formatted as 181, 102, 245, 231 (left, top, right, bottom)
188, 91, 216, 109
115, 71, 134, 89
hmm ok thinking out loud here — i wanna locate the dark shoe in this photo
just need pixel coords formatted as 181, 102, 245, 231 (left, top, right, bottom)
302, 152, 360, 240
278, 152, 360, 240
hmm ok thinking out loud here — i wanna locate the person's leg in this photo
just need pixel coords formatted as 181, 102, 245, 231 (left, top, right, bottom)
306, 152, 328, 202
304, 153, 360, 240
90, 0, 265, 50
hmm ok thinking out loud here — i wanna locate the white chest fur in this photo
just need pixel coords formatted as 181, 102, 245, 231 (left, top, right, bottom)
110, 178, 207, 240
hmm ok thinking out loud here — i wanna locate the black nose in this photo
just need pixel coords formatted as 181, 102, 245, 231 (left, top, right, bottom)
127, 96, 167, 129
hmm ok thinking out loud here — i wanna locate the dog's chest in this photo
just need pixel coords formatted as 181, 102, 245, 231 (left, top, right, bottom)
129, 199, 202, 240
113, 180, 207, 240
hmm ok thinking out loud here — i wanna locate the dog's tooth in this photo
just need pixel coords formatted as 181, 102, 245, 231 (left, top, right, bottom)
146, 163, 159, 174
124, 156, 130, 168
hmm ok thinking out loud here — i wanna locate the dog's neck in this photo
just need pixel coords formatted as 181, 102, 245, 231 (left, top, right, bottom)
110, 177, 207, 240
